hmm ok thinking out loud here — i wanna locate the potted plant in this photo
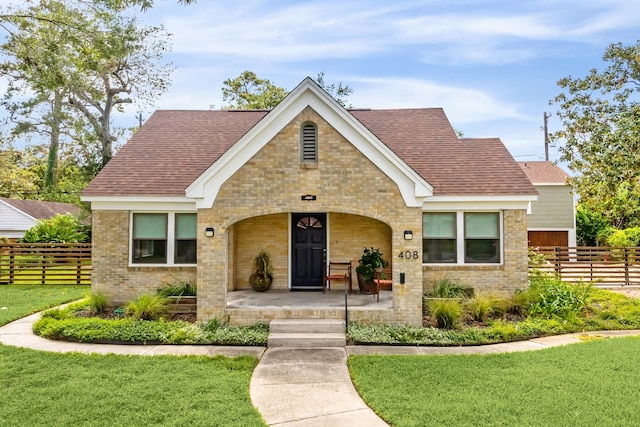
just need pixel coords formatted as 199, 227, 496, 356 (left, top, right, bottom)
249, 250, 273, 292
355, 247, 388, 294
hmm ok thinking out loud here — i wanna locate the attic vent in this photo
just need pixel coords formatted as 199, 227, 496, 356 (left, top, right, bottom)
300, 122, 317, 163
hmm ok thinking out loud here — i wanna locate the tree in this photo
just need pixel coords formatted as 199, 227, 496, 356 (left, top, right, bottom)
0, 140, 41, 198
550, 41, 640, 228
0, 0, 173, 171
220, 71, 354, 110
221, 71, 288, 110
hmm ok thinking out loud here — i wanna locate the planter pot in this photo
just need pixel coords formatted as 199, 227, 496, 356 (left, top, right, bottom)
356, 272, 376, 294
250, 273, 273, 292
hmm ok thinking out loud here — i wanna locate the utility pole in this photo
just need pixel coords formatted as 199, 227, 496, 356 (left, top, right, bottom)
543, 112, 550, 161
135, 113, 143, 128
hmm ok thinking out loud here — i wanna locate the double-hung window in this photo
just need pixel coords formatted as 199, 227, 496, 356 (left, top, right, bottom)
423, 212, 502, 264
464, 212, 500, 263
132, 212, 197, 265
423, 212, 456, 263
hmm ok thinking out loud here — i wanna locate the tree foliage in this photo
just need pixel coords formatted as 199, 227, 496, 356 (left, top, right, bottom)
220, 70, 354, 110
550, 40, 640, 228
0, 0, 173, 173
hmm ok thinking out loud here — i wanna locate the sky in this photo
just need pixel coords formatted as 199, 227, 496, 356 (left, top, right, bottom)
5, 0, 640, 169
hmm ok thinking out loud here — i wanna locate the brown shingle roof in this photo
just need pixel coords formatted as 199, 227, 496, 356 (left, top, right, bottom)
82, 110, 268, 197
351, 109, 536, 196
0, 198, 78, 219
82, 108, 536, 198
518, 161, 569, 184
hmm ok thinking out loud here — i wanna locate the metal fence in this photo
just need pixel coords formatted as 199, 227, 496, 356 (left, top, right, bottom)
529, 246, 640, 286
0, 243, 91, 285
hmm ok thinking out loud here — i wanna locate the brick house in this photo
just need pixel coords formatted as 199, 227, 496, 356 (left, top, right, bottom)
81, 78, 537, 326
518, 161, 575, 248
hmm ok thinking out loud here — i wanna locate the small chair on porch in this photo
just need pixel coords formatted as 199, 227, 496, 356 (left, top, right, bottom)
373, 268, 393, 302
323, 261, 352, 294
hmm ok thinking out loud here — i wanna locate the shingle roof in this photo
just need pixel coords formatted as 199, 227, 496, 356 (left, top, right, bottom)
518, 161, 569, 184
351, 109, 536, 196
0, 198, 78, 219
82, 108, 536, 198
83, 110, 268, 197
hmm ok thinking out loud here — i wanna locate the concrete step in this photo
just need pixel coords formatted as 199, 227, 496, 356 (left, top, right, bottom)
270, 318, 345, 334
267, 332, 346, 348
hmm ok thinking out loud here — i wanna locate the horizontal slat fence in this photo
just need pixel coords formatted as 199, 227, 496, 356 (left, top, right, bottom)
0, 243, 91, 285
530, 246, 640, 286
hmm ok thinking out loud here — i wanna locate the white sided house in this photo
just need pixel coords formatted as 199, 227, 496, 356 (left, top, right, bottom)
81, 78, 538, 326
0, 198, 79, 241
519, 161, 576, 248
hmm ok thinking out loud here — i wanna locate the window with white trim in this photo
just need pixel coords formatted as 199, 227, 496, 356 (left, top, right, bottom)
131, 212, 197, 265
423, 212, 502, 264
300, 122, 317, 163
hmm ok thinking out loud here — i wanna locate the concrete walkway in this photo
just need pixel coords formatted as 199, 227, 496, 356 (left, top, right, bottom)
2, 313, 640, 427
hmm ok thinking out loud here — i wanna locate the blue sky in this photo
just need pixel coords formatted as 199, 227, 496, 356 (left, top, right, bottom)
5, 0, 640, 167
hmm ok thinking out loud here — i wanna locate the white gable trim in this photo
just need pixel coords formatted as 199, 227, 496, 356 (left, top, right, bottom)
185, 77, 433, 209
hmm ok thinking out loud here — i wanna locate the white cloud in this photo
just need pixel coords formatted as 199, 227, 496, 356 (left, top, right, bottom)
348, 77, 526, 123
145, 0, 640, 66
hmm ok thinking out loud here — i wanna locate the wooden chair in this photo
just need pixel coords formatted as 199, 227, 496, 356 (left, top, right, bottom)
323, 261, 352, 294
373, 268, 393, 302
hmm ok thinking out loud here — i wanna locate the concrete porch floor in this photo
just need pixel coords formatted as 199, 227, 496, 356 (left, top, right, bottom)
226, 289, 392, 310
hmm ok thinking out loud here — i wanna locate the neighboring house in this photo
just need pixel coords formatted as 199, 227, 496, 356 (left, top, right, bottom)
0, 197, 79, 241
81, 77, 537, 326
518, 161, 576, 247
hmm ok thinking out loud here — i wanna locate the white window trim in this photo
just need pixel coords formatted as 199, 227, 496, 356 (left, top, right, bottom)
129, 211, 197, 267
423, 211, 504, 266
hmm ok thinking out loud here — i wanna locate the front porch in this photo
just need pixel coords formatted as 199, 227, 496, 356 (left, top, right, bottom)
224, 289, 394, 325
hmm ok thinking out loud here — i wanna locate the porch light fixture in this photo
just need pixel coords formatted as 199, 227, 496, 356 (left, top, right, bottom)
404, 230, 413, 240
205, 227, 214, 237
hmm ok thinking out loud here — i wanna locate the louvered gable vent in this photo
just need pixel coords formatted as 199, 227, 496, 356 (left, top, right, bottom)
301, 123, 317, 162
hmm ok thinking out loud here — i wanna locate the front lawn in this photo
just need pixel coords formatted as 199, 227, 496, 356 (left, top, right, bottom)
0, 344, 265, 427
349, 336, 640, 426
0, 284, 266, 427
0, 285, 89, 326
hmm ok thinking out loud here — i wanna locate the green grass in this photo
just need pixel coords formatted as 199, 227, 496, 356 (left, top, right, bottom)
0, 284, 266, 427
0, 345, 265, 426
0, 285, 89, 326
349, 336, 640, 426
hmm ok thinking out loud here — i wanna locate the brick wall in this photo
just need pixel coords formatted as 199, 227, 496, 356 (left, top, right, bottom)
91, 211, 196, 305
197, 107, 424, 325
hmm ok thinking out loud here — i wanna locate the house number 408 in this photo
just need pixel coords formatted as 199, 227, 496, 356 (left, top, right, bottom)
398, 251, 419, 260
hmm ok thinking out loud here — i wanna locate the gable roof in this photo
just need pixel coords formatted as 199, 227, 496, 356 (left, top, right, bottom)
518, 161, 569, 184
352, 111, 536, 197
0, 197, 78, 220
82, 77, 536, 205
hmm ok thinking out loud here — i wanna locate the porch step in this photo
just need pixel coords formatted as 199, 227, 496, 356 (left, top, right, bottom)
267, 319, 346, 347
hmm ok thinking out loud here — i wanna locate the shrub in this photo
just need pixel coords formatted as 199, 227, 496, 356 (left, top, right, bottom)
427, 298, 463, 329
21, 213, 90, 243
428, 277, 473, 298
605, 227, 640, 247
157, 281, 197, 297
89, 293, 109, 314
125, 294, 169, 320
527, 274, 591, 320
507, 289, 530, 315
465, 294, 502, 322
